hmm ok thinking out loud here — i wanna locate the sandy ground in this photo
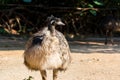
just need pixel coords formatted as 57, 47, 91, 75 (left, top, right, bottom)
0, 36, 120, 80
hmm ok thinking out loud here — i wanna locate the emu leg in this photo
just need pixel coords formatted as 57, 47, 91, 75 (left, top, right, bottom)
40, 70, 47, 80
105, 30, 109, 45
53, 69, 59, 80
105, 37, 108, 45
110, 31, 114, 45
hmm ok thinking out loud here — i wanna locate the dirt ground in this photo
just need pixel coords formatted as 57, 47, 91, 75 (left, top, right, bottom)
0, 36, 120, 80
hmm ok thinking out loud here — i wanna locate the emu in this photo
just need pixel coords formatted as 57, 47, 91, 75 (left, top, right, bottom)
24, 15, 71, 80
99, 15, 120, 45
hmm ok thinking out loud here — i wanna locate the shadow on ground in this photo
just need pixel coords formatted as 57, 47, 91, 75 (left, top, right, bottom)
0, 35, 26, 50
0, 35, 120, 53
69, 40, 120, 53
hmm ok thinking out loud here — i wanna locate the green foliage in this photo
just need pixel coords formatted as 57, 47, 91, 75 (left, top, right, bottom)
89, 10, 97, 16
0, 28, 8, 34
88, 4, 94, 8
0, 0, 19, 4
0, 0, 119, 36
93, 0, 104, 6
23, 76, 34, 80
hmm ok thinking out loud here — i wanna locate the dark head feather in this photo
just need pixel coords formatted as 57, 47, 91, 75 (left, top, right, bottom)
32, 36, 44, 45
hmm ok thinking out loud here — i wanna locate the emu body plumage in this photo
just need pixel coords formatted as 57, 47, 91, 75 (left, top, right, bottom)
24, 15, 71, 80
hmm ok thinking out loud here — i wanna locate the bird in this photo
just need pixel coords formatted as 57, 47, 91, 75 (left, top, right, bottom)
24, 15, 71, 80
99, 15, 120, 45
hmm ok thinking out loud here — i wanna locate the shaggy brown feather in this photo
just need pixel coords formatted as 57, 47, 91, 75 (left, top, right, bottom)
24, 15, 71, 80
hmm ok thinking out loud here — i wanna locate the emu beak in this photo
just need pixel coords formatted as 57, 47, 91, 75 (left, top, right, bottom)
57, 21, 65, 26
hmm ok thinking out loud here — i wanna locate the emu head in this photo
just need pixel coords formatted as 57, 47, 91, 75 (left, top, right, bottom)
115, 19, 120, 31
47, 15, 65, 26
46, 15, 65, 35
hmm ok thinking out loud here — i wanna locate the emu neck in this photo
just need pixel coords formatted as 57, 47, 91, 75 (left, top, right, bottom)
48, 25, 56, 36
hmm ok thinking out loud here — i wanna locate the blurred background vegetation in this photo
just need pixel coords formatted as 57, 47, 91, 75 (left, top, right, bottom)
0, 0, 119, 38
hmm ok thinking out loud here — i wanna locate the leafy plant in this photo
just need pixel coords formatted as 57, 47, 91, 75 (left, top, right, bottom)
93, 0, 104, 6
23, 76, 34, 80
0, 0, 19, 4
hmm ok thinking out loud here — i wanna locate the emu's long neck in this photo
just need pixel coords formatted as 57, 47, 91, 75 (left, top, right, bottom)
48, 25, 56, 36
